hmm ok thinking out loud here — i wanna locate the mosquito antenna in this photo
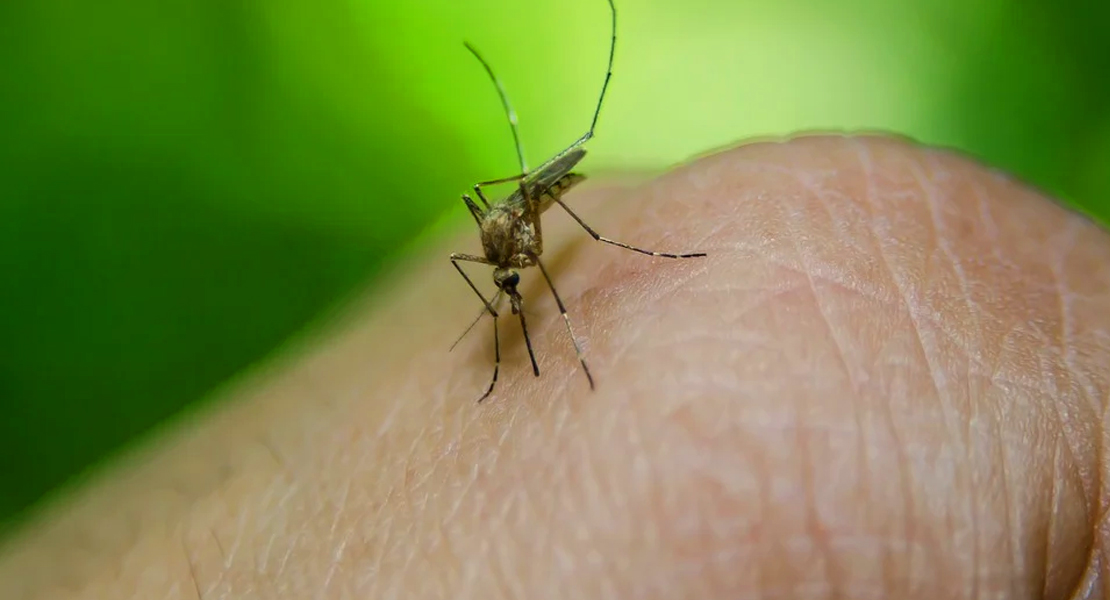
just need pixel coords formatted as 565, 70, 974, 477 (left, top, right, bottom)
464, 42, 529, 174
451, 289, 503, 352
532, 0, 616, 166
585, 0, 617, 141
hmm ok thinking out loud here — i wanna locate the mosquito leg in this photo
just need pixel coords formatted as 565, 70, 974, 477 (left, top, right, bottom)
450, 255, 504, 401
535, 257, 595, 390
476, 173, 527, 187
472, 173, 529, 208
450, 253, 498, 316
519, 176, 531, 203
477, 312, 501, 402
461, 194, 484, 225
472, 185, 491, 209
516, 303, 541, 377
553, 198, 707, 259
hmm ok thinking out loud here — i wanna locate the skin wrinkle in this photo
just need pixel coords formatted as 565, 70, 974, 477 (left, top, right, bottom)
971, 178, 1014, 269
852, 139, 922, 596
1049, 214, 1080, 399
1099, 386, 1110, 599
319, 482, 352, 598
781, 163, 856, 596
1097, 509, 1110, 599
272, 520, 302, 580
1045, 435, 1063, 598
181, 526, 223, 599
925, 174, 989, 595
227, 509, 248, 569
911, 154, 987, 597
894, 154, 983, 591
786, 175, 890, 305
743, 250, 890, 304
871, 152, 955, 436
254, 496, 290, 572
990, 353, 1022, 598
797, 397, 844, 597
1018, 297, 1100, 594
1051, 221, 1106, 507
182, 539, 204, 600
208, 528, 228, 582
764, 276, 810, 598
966, 385, 984, 600
1075, 550, 1103, 600
1045, 224, 1098, 504
991, 324, 1058, 398
915, 156, 982, 480
757, 402, 780, 600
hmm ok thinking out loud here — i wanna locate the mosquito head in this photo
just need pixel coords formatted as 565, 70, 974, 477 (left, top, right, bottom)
493, 268, 523, 313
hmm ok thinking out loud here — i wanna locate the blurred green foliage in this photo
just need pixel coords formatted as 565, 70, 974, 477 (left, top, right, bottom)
0, 0, 1107, 529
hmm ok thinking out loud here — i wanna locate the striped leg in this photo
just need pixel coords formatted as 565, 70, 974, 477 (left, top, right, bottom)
535, 257, 595, 391
553, 198, 707, 259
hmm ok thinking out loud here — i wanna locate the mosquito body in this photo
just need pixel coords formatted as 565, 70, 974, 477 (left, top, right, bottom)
451, 0, 706, 402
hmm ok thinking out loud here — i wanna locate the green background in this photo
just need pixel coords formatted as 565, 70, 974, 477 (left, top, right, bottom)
0, 0, 1107, 531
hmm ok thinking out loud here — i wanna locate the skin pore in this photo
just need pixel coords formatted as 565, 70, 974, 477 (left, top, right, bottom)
1, 135, 1107, 599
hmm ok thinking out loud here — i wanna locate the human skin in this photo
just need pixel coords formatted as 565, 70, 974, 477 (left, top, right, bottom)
0, 135, 1107, 599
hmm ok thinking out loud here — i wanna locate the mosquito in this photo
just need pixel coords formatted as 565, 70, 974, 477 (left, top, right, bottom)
450, 0, 706, 402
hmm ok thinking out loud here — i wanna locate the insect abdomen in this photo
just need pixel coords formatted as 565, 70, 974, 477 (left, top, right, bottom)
536, 172, 586, 214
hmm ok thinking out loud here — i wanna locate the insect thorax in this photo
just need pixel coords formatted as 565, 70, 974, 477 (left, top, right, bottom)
480, 204, 540, 268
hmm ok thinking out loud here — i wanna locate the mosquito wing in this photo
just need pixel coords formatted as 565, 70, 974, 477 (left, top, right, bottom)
528, 147, 587, 190
502, 147, 587, 208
